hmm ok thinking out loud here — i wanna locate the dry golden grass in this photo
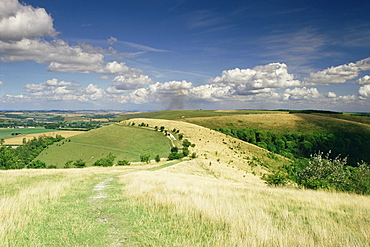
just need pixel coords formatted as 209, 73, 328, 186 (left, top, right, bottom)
120, 169, 370, 246
122, 118, 289, 177
3, 131, 83, 145
183, 113, 321, 134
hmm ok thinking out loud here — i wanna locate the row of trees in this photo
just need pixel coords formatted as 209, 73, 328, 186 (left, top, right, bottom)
216, 127, 370, 165
0, 135, 64, 170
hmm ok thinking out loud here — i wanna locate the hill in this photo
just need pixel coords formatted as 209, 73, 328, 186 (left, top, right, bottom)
36, 124, 171, 167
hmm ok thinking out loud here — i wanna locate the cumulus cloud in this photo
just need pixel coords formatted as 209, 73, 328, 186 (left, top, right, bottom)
357, 75, 370, 85
129, 80, 193, 109
304, 57, 370, 85
23, 78, 107, 102
111, 74, 153, 90
359, 85, 370, 98
0, 0, 57, 41
283, 87, 321, 100
208, 63, 300, 95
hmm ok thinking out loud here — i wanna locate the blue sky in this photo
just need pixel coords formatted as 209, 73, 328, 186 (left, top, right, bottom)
0, 0, 369, 111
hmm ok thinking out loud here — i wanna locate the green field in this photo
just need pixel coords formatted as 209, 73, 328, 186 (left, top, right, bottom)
36, 124, 171, 167
0, 127, 60, 140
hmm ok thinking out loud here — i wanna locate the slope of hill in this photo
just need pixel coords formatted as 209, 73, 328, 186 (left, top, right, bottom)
122, 118, 290, 182
36, 124, 171, 167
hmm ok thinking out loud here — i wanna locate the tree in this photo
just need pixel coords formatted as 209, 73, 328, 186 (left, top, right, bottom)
140, 154, 151, 163
155, 155, 161, 162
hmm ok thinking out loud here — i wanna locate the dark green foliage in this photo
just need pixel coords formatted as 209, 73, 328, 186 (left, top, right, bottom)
170, 147, 178, 153
117, 159, 131, 166
182, 139, 191, 148
182, 147, 189, 157
93, 152, 116, 167
64, 160, 74, 168
73, 159, 86, 168
0, 135, 64, 170
140, 154, 151, 163
262, 171, 288, 186
178, 134, 183, 140
284, 152, 370, 194
216, 127, 370, 165
168, 152, 184, 160
27, 160, 46, 169
155, 155, 161, 163
0, 146, 24, 169
191, 152, 197, 159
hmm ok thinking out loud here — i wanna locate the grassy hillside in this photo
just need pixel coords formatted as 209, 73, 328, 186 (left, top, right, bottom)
0, 127, 62, 140
122, 118, 290, 177
36, 124, 171, 167
183, 112, 370, 135
115, 109, 282, 121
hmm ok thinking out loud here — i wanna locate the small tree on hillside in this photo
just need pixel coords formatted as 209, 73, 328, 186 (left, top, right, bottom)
140, 154, 151, 164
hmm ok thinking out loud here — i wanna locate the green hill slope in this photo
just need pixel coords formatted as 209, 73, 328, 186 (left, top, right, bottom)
36, 124, 171, 167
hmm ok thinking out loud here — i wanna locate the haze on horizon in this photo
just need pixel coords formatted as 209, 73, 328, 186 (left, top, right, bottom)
0, 0, 369, 112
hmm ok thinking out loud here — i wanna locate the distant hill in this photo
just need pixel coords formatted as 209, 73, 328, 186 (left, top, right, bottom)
36, 124, 171, 167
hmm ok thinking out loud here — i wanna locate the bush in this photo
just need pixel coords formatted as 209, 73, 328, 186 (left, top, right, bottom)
262, 171, 288, 186
27, 160, 46, 169
155, 155, 161, 163
168, 152, 184, 160
117, 160, 130, 166
182, 147, 189, 157
93, 152, 116, 167
73, 159, 86, 168
140, 154, 151, 163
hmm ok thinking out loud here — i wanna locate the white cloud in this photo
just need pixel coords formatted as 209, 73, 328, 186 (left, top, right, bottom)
107, 37, 118, 45
0, 0, 57, 41
326, 92, 337, 98
129, 80, 193, 108
304, 57, 370, 85
0, 81, 3, 86
208, 63, 300, 95
357, 75, 370, 85
359, 85, 370, 98
283, 87, 321, 100
111, 74, 153, 90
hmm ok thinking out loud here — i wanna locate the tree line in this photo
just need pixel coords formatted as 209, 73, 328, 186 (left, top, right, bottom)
0, 135, 64, 169
215, 127, 370, 165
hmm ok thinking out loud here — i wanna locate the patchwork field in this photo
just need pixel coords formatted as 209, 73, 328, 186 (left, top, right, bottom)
2, 131, 83, 145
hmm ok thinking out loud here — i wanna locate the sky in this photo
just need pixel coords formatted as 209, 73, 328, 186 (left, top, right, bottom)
0, 0, 369, 112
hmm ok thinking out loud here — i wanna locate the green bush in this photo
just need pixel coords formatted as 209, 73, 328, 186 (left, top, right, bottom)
27, 160, 46, 169
262, 171, 288, 186
140, 154, 151, 164
117, 160, 131, 166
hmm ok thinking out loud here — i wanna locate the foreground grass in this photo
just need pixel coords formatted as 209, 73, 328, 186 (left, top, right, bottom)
1, 165, 369, 246
120, 169, 370, 247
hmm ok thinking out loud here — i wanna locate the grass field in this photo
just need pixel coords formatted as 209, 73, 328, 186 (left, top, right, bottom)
1, 162, 369, 246
183, 113, 370, 135
36, 124, 172, 167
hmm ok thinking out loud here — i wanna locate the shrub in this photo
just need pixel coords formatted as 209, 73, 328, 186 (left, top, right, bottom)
27, 160, 46, 169
117, 160, 131, 166
93, 152, 116, 167
73, 159, 86, 168
155, 155, 161, 163
262, 171, 288, 186
140, 154, 151, 163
